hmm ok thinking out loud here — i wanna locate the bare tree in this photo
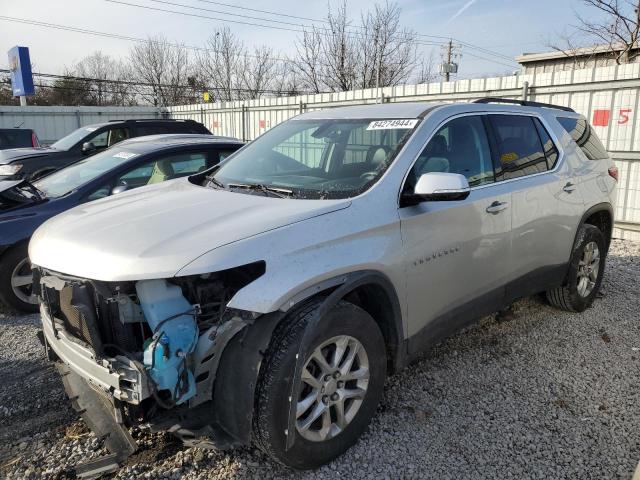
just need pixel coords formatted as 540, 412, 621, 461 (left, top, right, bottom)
129, 36, 192, 107
293, 1, 419, 92
239, 46, 277, 99
357, 1, 418, 89
195, 28, 244, 102
294, 29, 325, 93
74, 52, 136, 106
551, 1, 640, 65
321, 2, 359, 91
414, 52, 438, 84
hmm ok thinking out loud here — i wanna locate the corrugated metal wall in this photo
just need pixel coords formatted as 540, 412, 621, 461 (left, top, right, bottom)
169, 64, 640, 241
0, 106, 165, 145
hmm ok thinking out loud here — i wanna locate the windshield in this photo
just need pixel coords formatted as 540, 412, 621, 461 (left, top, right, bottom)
212, 118, 419, 199
34, 146, 141, 198
50, 126, 98, 151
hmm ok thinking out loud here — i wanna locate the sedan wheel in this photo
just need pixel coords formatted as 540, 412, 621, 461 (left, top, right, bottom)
11, 257, 37, 306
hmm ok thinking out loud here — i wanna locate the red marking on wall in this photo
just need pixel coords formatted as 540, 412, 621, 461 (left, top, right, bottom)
259, 119, 269, 129
212, 121, 220, 129
592, 109, 610, 127
618, 108, 632, 125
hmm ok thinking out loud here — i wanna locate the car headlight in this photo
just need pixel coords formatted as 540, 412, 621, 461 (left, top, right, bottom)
0, 164, 23, 176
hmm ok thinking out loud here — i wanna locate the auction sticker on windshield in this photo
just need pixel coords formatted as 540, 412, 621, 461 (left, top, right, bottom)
113, 151, 138, 160
367, 119, 419, 130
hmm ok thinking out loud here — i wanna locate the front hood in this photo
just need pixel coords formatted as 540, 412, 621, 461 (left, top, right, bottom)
30, 178, 351, 281
0, 147, 56, 164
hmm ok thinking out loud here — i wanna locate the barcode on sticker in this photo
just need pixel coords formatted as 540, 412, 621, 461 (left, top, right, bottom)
367, 119, 419, 130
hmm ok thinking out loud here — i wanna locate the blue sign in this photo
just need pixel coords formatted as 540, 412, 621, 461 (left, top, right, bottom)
8, 46, 35, 97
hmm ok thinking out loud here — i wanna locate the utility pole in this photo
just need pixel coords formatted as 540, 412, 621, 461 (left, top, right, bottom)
445, 39, 453, 82
439, 39, 460, 82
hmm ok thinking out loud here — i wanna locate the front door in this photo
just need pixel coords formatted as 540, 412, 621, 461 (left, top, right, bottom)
399, 114, 512, 354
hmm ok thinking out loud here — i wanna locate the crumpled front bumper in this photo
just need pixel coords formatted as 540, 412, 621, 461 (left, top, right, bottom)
41, 304, 151, 404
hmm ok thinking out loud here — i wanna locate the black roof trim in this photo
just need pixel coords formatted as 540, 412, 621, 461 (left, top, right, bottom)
106, 118, 199, 123
472, 97, 575, 113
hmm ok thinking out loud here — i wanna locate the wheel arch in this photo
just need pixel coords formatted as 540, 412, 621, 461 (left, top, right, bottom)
208, 270, 405, 449
578, 202, 613, 252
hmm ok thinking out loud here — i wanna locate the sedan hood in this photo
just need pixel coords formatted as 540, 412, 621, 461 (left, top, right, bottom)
30, 178, 351, 281
0, 147, 55, 164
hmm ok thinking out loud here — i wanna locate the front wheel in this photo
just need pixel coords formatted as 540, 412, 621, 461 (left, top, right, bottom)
546, 224, 606, 312
253, 300, 387, 469
0, 244, 39, 313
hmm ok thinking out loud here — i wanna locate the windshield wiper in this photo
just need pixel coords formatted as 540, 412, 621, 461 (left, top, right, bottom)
20, 180, 46, 201
227, 183, 293, 198
205, 175, 225, 190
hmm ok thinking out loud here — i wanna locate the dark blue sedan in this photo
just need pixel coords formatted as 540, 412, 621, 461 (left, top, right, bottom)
0, 134, 243, 311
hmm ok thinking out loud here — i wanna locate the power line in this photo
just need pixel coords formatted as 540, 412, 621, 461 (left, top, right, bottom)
105, 0, 517, 68
193, 0, 516, 63
0, 16, 296, 65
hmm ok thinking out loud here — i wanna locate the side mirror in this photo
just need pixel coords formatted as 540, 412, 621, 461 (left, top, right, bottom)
81, 142, 96, 154
402, 172, 470, 206
111, 184, 129, 195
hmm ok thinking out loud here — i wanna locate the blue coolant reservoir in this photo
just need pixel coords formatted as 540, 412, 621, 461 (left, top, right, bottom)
136, 279, 198, 405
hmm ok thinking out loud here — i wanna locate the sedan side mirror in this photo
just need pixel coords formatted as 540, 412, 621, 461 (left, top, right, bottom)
402, 172, 470, 206
81, 142, 96, 154
111, 184, 129, 195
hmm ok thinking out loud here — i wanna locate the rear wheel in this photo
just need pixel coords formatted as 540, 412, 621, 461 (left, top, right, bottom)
546, 224, 606, 312
0, 244, 38, 313
253, 300, 386, 469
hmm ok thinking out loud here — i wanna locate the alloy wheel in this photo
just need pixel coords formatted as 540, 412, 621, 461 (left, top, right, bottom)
296, 335, 370, 442
11, 257, 37, 305
577, 241, 600, 297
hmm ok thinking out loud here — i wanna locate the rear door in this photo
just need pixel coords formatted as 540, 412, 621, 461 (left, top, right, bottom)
399, 114, 512, 351
487, 113, 584, 301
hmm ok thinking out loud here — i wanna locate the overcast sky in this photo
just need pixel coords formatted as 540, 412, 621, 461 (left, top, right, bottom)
0, 0, 606, 79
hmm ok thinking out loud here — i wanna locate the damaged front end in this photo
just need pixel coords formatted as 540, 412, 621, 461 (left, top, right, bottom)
35, 261, 273, 477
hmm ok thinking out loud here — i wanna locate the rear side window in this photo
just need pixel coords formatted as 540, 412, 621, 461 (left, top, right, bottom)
0, 129, 33, 149
136, 125, 170, 136
489, 115, 548, 180
533, 119, 559, 169
557, 117, 608, 160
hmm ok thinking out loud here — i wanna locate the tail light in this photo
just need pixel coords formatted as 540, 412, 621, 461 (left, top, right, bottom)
31, 132, 40, 148
608, 166, 619, 182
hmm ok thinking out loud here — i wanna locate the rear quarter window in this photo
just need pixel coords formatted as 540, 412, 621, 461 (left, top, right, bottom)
557, 117, 608, 160
0, 129, 32, 148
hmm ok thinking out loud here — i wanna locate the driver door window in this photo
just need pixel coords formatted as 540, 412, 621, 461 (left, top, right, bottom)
406, 115, 494, 192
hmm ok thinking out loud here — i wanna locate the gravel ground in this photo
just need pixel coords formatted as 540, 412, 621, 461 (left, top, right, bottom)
1, 238, 639, 480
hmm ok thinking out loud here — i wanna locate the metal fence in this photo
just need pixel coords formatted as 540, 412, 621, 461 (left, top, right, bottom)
169, 64, 640, 241
0, 105, 165, 145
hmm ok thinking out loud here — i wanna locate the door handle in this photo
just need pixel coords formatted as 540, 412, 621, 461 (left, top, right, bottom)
486, 200, 509, 214
563, 182, 576, 193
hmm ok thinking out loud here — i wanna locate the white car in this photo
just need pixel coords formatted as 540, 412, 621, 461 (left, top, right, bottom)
31, 99, 617, 474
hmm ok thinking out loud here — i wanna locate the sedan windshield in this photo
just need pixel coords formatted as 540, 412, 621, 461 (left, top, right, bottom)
212, 118, 419, 199
50, 126, 97, 151
34, 147, 141, 198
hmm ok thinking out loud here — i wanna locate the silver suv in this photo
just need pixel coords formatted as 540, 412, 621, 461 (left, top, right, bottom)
31, 99, 617, 473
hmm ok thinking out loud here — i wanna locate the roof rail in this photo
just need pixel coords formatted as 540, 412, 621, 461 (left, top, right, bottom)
107, 118, 197, 123
472, 97, 575, 113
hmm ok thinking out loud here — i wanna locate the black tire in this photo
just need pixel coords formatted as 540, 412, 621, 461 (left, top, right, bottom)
0, 244, 38, 313
546, 224, 606, 312
253, 300, 387, 469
